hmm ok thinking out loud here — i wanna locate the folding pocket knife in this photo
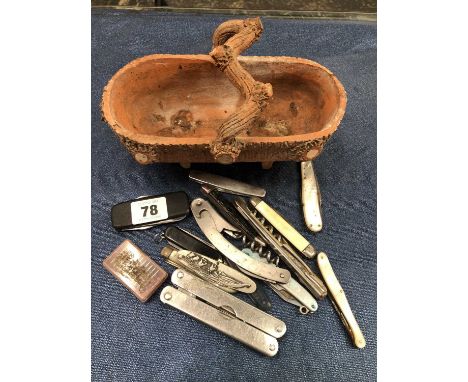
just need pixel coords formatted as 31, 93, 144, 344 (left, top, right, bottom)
317, 252, 366, 349
161, 226, 272, 311
235, 198, 327, 300
191, 198, 291, 284
161, 270, 286, 356
301, 161, 323, 233
160, 246, 256, 294
189, 170, 266, 197
250, 197, 317, 259
242, 248, 318, 314
111, 191, 189, 231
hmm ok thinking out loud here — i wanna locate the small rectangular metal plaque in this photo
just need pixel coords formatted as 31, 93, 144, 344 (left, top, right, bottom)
103, 239, 168, 302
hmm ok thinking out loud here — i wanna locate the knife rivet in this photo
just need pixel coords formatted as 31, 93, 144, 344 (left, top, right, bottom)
177, 271, 184, 279
280, 273, 285, 278
275, 325, 283, 333
196, 200, 202, 206
164, 292, 172, 300
269, 344, 276, 351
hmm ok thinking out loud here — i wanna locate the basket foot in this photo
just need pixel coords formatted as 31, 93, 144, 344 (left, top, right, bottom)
261, 161, 274, 170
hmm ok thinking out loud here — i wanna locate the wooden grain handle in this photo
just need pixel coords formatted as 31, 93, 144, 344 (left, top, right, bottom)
209, 17, 273, 164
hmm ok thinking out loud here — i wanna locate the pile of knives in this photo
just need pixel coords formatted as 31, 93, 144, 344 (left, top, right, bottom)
106, 163, 365, 356
158, 168, 365, 355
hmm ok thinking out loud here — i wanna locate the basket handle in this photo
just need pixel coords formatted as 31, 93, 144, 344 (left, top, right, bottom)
209, 17, 273, 164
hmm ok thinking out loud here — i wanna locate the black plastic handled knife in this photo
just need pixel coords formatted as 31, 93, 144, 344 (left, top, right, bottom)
201, 185, 266, 248
111, 191, 190, 231
162, 226, 222, 261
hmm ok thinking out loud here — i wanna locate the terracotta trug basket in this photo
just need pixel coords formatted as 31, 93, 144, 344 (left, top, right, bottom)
101, 17, 347, 168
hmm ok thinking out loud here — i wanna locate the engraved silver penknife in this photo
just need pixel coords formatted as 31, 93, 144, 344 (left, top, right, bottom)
301, 161, 323, 233
317, 252, 366, 349
161, 270, 286, 356
191, 198, 291, 284
160, 246, 256, 294
250, 197, 317, 259
189, 170, 266, 197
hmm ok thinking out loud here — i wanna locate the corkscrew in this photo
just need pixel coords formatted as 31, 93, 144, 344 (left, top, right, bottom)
191, 198, 291, 284
234, 197, 328, 300
200, 184, 280, 266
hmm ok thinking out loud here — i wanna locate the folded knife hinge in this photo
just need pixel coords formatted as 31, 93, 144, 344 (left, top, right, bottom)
161, 270, 286, 356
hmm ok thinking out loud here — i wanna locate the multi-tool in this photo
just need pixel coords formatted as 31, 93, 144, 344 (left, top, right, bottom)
191, 198, 291, 284
242, 248, 318, 314
234, 198, 327, 300
301, 161, 323, 233
160, 246, 256, 294
160, 226, 272, 311
249, 196, 317, 259
317, 252, 366, 349
189, 170, 266, 198
160, 270, 286, 356
111, 191, 190, 231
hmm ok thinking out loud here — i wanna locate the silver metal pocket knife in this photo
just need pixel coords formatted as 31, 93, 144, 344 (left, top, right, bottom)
161, 270, 286, 356
189, 170, 266, 197
235, 198, 327, 300
242, 248, 318, 314
191, 198, 291, 284
160, 246, 256, 294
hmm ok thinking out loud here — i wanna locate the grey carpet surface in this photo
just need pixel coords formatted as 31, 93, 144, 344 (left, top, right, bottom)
92, 9, 376, 381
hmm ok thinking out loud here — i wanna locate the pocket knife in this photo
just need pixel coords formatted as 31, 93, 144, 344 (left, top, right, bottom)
161, 246, 256, 294
111, 191, 189, 231
161, 226, 272, 311
191, 198, 291, 284
189, 170, 266, 197
301, 161, 323, 233
317, 252, 366, 349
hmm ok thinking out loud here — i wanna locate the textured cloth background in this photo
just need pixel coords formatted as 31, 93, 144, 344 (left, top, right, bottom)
92, 9, 376, 381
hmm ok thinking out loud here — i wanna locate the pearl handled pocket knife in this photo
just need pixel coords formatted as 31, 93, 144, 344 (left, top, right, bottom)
301, 161, 323, 233
160, 270, 286, 356
191, 198, 291, 284
160, 246, 257, 294
317, 252, 366, 349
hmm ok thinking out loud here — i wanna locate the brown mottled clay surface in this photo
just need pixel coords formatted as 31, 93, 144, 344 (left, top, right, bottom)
101, 18, 347, 165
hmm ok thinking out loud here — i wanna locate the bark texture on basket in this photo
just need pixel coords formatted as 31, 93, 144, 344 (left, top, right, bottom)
209, 17, 273, 164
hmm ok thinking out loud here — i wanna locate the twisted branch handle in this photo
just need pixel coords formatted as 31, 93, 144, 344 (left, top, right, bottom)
209, 18, 273, 164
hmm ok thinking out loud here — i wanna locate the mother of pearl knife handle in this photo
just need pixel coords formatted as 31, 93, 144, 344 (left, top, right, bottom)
317, 252, 366, 349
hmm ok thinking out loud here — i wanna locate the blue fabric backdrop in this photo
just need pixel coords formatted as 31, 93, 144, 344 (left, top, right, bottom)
92, 9, 376, 381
